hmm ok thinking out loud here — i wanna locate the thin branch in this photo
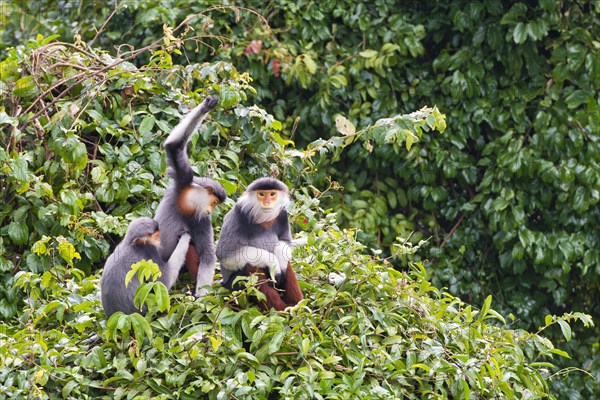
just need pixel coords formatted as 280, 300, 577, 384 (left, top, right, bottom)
439, 213, 464, 248
48, 62, 97, 71
88, 2, 120, 48
19, 6, 268, 130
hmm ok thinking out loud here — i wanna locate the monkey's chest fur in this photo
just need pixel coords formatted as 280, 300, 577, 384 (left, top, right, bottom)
217, 207, 292, 289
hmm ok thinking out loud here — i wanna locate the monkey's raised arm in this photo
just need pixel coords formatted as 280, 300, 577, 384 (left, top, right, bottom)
164, 96, 219, 187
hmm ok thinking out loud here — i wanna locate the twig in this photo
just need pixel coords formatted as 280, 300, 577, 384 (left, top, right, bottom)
439, 213, 464, 248
48, 62, 97, 71
89, 3, 120, 48
272, 351, 298, 356
19, 6, 268, 130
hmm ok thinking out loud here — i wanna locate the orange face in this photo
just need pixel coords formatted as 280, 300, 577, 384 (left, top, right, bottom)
256, 190, 279, 208
208, 194, 221, 214
135, 230, 161, 246
150, 230, 161, 245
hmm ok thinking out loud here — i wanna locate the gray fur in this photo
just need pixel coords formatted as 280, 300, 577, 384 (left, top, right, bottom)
154, 96, 226, 297
216, 178, 292, 288
100, 217, 190, 317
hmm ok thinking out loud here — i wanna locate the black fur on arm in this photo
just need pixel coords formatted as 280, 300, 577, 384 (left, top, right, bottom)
277, 211, 293, 242
165, 144, 193, 187
164, 96, 219, 188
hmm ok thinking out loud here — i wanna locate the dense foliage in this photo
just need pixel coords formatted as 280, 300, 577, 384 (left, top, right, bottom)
1, 0, 599, 397
5, 221, 591, 399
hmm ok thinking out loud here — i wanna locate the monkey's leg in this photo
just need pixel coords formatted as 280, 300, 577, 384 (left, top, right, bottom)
185, 243, 200, 282
245, 264, 287, 311
283, 262, 303, 306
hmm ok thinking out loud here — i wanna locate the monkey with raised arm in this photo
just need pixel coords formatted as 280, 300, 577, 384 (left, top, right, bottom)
154, 96, 227, 297
216, 177, 303, 311
100, 217, 191, 317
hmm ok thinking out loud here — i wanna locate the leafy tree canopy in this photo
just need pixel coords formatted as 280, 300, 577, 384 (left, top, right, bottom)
1, 1, 599, 397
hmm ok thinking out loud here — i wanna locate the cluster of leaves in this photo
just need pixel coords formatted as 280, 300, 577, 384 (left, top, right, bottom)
1, 217, 593, 399
0, 31, 296, 318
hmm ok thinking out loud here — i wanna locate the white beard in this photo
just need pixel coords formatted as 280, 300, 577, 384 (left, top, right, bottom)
182, 184, 212, 219
238, 191, 289, 224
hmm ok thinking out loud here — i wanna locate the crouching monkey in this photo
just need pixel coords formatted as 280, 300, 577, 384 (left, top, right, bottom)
216, 177, 303, 311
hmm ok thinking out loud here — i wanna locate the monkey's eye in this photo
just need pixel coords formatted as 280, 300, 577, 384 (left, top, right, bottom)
270, 192, 276, 196
212, 200, 218, 206
257, 192, 265, 197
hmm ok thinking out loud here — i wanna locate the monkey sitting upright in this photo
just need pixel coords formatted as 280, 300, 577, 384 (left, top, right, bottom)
100, 217, 191, 317
154, 96, 227, 298
216, 177, 303, 311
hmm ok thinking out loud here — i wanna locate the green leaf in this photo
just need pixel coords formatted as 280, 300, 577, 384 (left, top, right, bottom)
557, 320, 572, 342
57, 237, 81, 264
10, 156, 29, 182
217, 179, 238, 196
130, 313, 153, 344
359, 49, 378, 58
302, 55, 317, 74
382, 336, 404, 346
72, 142, 88, 170
32, 236, 51, 255
13, 76, 38, 98
220, 85, 240, 108
485, 309, 506, 324
565, 90, 590, 109
411, 363, 431, 372
301, 338, 310, 356
322, 355, 343, 364
550, 349, 571, 359
518, 229, 535, 248
154, 282, 170, 312
125, 267, 137, 288
0, 111, 18, 126
271, 119, 283, 131
461, 378, 470, 400
513, 23, 528, 44
330, 74, 348, 88
138, 115, 156, 134
61, 380, 78, 398
134, 282, 153, 309
527, 20, 548, 41
387, 191, 397, 209
335, 114, 356, 136
86, 109, 103, 122
478, 295, 492, 321
8, 221, 28, 245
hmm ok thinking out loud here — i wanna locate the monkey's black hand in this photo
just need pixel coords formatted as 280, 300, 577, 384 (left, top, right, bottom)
201, 96, 219, 112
